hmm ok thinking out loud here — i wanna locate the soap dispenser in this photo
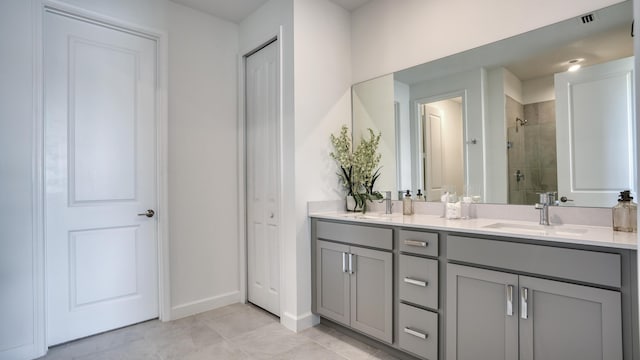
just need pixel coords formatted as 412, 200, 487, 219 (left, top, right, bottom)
613, 190, 637, 232
416, 189, 424, 202
403, 190, 413, 215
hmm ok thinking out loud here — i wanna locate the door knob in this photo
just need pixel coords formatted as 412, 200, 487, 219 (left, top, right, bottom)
137, 209, 155, 218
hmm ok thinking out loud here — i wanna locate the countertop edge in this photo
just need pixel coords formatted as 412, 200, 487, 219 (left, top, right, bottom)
309, 212, 638, 250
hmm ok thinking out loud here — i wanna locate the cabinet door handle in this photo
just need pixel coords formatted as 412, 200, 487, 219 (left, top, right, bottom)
403, 277, 427, 287
403, 327, 428, 339
404, 239, 427, 247
521, 287, 529, 319
506, 285, 514, 316
348, 253, 354, 274
342, 252, 347, 273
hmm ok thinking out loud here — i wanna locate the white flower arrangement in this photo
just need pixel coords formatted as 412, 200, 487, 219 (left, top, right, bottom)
330, 125, 383, 211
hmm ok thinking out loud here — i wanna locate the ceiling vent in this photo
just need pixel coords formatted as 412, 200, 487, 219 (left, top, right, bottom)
579, 13, 597, 24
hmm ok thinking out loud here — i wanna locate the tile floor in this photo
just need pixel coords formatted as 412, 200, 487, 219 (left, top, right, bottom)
39, 303, 400, 359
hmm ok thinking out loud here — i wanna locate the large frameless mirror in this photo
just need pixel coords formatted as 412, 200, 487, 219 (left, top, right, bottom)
352, 0, 635, 207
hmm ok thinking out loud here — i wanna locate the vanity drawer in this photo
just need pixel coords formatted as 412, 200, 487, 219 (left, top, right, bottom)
399, 255, 438, 309
316, 221, 392, 250
447, 235, 621, 288
399, 229, 439, 257
398, 303, 438, 360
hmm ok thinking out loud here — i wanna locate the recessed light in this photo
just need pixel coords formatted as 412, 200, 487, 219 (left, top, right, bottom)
567, 58, 584, 72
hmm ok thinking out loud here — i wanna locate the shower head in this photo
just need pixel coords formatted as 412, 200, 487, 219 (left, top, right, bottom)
515, 117, 528, 132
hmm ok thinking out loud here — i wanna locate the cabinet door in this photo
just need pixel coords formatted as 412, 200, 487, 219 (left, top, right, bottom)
446, 264, 519, 360
350, 246, 393, 344
519, 276, 622, 360
315, 240, 350, 326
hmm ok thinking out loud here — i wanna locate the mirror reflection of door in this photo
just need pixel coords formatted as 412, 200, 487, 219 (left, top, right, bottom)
555, 57, 635, 207
419, 98, 464, 201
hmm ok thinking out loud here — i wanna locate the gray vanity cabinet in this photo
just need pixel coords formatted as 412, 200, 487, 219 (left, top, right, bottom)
315, 237, 393, 344
316, 240, 351, 327
447, 263, 622, 360
312, 218, 635, 360
446, 264, 519, 360
349, 245, 393, 343
518, 276, 622, 360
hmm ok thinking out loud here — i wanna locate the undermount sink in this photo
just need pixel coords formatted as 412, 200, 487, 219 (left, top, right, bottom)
483, 222, 588, 236
338, 212, 402, 220
355, 213, 402, 220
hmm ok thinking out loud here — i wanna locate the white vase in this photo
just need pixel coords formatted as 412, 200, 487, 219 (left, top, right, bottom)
346, 195, 364, 212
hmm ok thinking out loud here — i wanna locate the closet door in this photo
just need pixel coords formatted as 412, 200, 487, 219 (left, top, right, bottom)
246, 40, 281, 315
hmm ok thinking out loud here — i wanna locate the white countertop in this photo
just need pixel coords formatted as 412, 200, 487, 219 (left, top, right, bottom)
309, 211, 638, 250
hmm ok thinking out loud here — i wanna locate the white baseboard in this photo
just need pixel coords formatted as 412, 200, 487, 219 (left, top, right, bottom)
0, 344, 45, 360
170, 290, 240, 320
280, 311, 320, 332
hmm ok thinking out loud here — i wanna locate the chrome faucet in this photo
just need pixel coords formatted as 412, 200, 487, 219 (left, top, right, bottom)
534, 192, 556, 225
382, 191, 393, 214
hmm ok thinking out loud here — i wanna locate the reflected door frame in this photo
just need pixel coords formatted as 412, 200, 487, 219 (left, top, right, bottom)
422, 105, 445, 201
32, 1, 170, 355
413, 91, 468, 200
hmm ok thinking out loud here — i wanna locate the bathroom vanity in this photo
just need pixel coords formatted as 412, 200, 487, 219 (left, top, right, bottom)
309, 212, 638, 360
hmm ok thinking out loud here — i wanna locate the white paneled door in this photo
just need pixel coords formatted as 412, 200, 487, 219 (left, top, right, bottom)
246, 41, 281, 316
555, 57, 635, 207
44, 11, 158, 345
422, 105, 444, 201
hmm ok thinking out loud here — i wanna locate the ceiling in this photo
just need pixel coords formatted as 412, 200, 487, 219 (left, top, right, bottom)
504, 25, 631, 81
171, 0, 371, 23
330, 0, 371, 11
394, 1, 633, 85
170, 0, 268, 23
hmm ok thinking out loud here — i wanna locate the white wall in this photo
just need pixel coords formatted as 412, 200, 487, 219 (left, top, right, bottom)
0, 1, 41, 359
394, 80, 413, 192
351, 0, 623, 83
293, 0, 352, 330
485, 67, 521, 203
352, 74, 396, 194
522, 75, 555, 104
239, 0, 299, 328
167, 1, 240, 319
0, 2, 170, 358
49, 0, 168, 30
504, 69, 524, 103
410, 69, 486, 200
1, 1, 243, 357
239, 0, 351, 332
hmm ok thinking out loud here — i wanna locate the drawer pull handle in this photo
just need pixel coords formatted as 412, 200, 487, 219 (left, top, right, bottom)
342, 252, 347, 273
404, 240, 427, 247
521, 287, 529, 319
403, 277, 427, 287
403, 327, 428, 339
506, 285, 514, 316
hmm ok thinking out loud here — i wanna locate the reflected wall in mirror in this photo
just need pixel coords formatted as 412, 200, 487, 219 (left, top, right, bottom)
352, 0, 635, 207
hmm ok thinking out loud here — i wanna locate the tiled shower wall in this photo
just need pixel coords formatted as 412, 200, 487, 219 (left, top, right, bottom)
506, 95, 558, 205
